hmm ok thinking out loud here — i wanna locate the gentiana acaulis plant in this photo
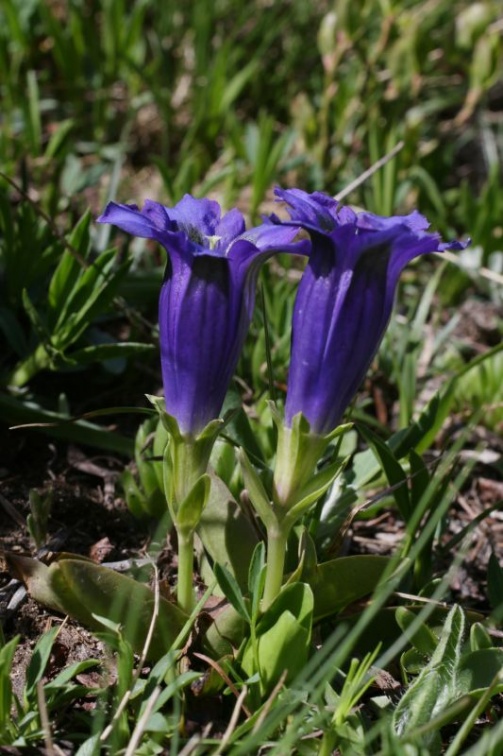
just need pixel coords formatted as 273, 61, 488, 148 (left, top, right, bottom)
241, 187, 468, 608
97, 195, 308, 612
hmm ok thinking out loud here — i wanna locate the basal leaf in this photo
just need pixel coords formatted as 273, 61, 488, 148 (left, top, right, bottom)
393, 605, 466, 740
310, 555, 391, 621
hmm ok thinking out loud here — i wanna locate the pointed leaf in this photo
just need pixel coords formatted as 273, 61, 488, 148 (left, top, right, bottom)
248, 542, 266, 598
48, 212, 91, 318
393, 605, 466, 738
67, 342, 155, 366
237, 447, 275, 529
470, 623, 493, 652
0, 636, 19, 734
176, 473, 211, 533
25, 627, 60, 697
287, 457, 347, 521
358, 425, 410, 519
213, 562, 250, 623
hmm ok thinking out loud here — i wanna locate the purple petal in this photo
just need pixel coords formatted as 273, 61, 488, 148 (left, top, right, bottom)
167, 194, 222, 236
216, 208, 246, 245
274, 187, 339, 231
235, 222, 308, 253
159, 255, 246, 435
99, 194, 308, 435
277, 188, 468, 434
97, 202, 167, 240
356, 209, 430, 233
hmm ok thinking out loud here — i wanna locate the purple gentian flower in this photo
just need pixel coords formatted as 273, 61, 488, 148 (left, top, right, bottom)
98, 195, 308, 436
273, 188, 468, 435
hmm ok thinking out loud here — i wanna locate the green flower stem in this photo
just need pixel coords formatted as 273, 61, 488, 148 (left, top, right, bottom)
8, 343, 52, 387
262, 521, 291, 610
177, 530, 195, 614
156, 414, 220, 615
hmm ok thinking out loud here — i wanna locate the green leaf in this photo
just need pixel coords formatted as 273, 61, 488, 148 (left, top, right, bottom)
470, 623, 493, 652
1, 393, 134, 456
48, 212, 91, 317
248, 542, 266, 598
202, 603, 246, 659
67, 342, 155, 366
309, 555, 391, 621
10, 554, 187, 661
25, 626, 60, 697
248, 543, 267, 621
121, 468, 153, 520
395, 606, 438, 656
415, 342, 503, 454
458, 649, 503, 694
393, 605, 466, 741
0, 636, 19, 735
358, 424, 410, 520
408, 450, 431, 510
243, 582, 314, 693
237, 447, 275, 529
44, 659, 100, 692
213, 562, 250, 623
287, 457, 347, 522
197, 473, 259, 591
6, 553, 67, 614
176, 473, 211, 534
221, 385, 264, 463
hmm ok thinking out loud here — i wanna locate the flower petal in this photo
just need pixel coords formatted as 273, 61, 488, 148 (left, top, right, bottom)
274, 188, 468, 434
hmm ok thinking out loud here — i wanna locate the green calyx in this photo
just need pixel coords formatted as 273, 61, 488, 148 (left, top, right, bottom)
147, 395, 224, 613
146, 394, 223, 529
271, 404, 351, 512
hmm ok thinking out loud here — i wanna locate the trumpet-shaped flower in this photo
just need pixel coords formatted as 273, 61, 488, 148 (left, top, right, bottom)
273, 188, 468, 435
98, 195, 308, 437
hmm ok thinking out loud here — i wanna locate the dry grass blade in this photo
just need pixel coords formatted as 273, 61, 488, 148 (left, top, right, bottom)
440, 249, 503, 287
123, 685, 161, 756
215, 685, 249, 755
192, 652, 252, 718
334, 142, 405, 203
251, 670, 287, 736
177, 723, 213, 756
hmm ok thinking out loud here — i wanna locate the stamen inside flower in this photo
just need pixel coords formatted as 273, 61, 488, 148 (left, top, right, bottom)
207, 235, 222, 249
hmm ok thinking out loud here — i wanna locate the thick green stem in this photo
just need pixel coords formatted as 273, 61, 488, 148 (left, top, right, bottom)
8, 343, 52, 387
177, 530, 195, 614
262, 523, 291, 610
